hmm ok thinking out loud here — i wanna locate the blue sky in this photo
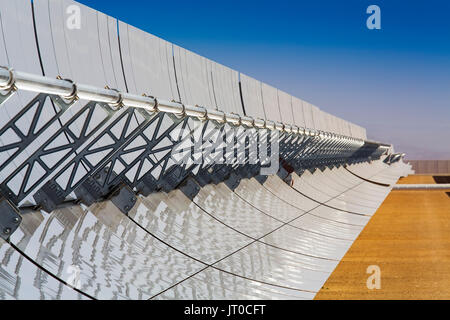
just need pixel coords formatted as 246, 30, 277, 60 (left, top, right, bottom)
78, 0, 450, 160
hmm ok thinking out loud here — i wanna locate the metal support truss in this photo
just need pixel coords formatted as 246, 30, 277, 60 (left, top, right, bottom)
0, 66, 392, 238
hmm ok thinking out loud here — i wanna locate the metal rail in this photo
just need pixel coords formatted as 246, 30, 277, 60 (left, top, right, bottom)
393, 184, 450, 190
0, 66, 365, 143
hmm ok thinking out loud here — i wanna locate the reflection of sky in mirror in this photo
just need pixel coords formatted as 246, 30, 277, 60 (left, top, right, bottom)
78, 0, 450, 159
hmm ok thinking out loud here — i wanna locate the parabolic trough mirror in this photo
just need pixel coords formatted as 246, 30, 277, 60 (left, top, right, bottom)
0, 0, 413, 300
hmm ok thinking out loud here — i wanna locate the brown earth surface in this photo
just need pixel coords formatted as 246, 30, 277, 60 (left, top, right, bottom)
397, 175, 437, 184
315, 175, 450, 300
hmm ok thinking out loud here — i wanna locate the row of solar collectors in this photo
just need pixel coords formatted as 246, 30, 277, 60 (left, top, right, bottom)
0, 0, 367, 140
0, 158, 410, 299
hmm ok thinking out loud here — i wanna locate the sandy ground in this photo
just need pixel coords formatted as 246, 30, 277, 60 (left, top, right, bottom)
315, 176, 450, 300
397, 175, 438, 184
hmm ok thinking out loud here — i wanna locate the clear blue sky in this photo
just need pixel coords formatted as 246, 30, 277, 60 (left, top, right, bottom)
78, 0, 450, 160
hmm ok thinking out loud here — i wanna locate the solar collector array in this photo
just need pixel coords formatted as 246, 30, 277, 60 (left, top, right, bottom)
0, 0, 401, 300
